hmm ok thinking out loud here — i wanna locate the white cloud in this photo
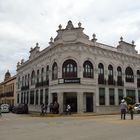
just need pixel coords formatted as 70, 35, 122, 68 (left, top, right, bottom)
0, 0, 140, 81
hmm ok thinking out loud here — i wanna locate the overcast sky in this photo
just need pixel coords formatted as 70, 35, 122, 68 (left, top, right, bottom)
0, 0, 140, 82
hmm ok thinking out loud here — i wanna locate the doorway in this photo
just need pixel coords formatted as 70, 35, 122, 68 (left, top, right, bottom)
64, 92, 77, 112
86, 93, 93, 112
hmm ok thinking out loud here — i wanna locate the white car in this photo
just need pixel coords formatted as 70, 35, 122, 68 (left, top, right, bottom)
134, 103, 140, 114
0, 104, 10, 113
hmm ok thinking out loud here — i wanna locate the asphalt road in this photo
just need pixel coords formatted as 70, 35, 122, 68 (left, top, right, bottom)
0, 113, 140, 140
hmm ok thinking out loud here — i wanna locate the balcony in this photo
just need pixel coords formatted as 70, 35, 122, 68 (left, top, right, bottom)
137, 80, 140, 88
21, 85, 29, 91
117, 80, 124, 86
0, 92, 14, 98
107, 79, 116, 86
98, 78, 106, 85
35, 80, 49, 88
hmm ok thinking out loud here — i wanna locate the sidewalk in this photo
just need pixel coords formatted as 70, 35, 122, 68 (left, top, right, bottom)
29, 111, 120, 117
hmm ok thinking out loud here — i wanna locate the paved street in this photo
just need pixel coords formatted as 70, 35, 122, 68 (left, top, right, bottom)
0, 113, 140, 140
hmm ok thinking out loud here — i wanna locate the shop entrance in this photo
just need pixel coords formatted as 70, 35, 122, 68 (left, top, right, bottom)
52, 93, 57, 103
86, 93, 93, 112
64, 92, 77, 112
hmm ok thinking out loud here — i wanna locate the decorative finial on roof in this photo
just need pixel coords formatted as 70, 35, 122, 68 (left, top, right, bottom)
36, 42, 39, 47
49, 37, 53, 45
132, 40, 135, 45
50, 37, 53, 42
66, 20, 74, 29
92, 33, 97, 42
4, 70, 11, 81
78, 22, 82, 28
120, 36, 123, 41
21, 59, 24, 64
17, 62, 20, 67
58, 24, 62, 30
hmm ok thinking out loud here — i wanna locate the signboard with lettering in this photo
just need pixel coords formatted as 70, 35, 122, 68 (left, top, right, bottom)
58, 78, 80, 84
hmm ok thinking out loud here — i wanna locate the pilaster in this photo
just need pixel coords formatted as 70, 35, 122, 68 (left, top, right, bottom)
77, 92, 84, 113
105, 87, 109, 106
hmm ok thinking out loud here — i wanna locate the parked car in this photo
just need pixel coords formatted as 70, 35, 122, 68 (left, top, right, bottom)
0, 104, 10, 113
134, 103, 140, 114
12, 104, 28, 114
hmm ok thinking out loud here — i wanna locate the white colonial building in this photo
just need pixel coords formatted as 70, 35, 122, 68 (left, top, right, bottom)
16, 21, 140, 113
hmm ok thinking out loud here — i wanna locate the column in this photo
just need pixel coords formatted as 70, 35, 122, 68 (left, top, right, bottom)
96, 87, 99, 106
105, 87, 109, 106
33, 90, 35, 105
48, 88, 52, 105
28, 91, 30, 105
115, 88, 118, 105
123, 88, 126, 97
135, 89, 139, 103
25, 91, 27, 104
83, 93, 86, 112
43, 88, 45, 104
57, 92, 63, 113
77, 92, 84, 113
38, 90, 40, 105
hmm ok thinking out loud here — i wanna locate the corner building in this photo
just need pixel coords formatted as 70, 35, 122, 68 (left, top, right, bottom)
16, 21, 140, 113
0, 71, 16, 105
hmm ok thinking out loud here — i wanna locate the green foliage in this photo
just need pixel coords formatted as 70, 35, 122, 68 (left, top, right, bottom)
124, 96, 132, 104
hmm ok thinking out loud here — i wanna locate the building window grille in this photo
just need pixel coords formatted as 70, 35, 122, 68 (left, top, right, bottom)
83, 61, 93, 78
99, 88, 105, 105
52, 62, 58, 80
30, 91, 34, 105
62, 59, 77, 78
109, 88, 115, 105
31, 70, 35, 85
125, 67, 134, 83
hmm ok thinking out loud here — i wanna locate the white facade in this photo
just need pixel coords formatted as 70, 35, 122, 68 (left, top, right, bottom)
16, 21, 140, 113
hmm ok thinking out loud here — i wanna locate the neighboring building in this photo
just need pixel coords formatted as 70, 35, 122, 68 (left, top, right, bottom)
0, 70, 16, 105
16, 21, 140, 113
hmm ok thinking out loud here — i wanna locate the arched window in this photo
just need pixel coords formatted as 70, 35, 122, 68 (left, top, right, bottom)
41, 68, 44, 82
98, 63, 104, 75
125, 67, 134, 82
37, 70, 39, 83
18, 77, 20, 89
25, 75, 27, 86
108, 65, 113, 76
52, 62, 58, 80
137, 70, 140, 87
46, 65, 49, 80
22, 76, 24, 87
83, 61, 93, 78
117, 66, 123, 86
98, 63, 104, 84
108, 65, 114, 85
28, 74, 30, 86
31, 70, 35, 85
62, 59, 77, 78
117, 66, 122, 77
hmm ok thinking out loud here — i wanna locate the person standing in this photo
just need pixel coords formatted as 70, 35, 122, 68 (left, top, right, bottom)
128, 104, 134, 120
0, 104, 2, 117
120, 99, 127, 120
40, 103, 45, 116
44, 104, 48, 115
66, 104, 71, 115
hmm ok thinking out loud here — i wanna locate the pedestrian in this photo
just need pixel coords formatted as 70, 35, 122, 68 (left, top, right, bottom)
0, 104, 2, 117
120, 99, 127, 120
40, 103, 45, 116
44, 104, 48, 115
128, 104, 134, 120
66, 104, 71, 115
49, 102, 54, 113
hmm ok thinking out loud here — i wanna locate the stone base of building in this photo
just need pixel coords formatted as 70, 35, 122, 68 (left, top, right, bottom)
96, 106, 120, 114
